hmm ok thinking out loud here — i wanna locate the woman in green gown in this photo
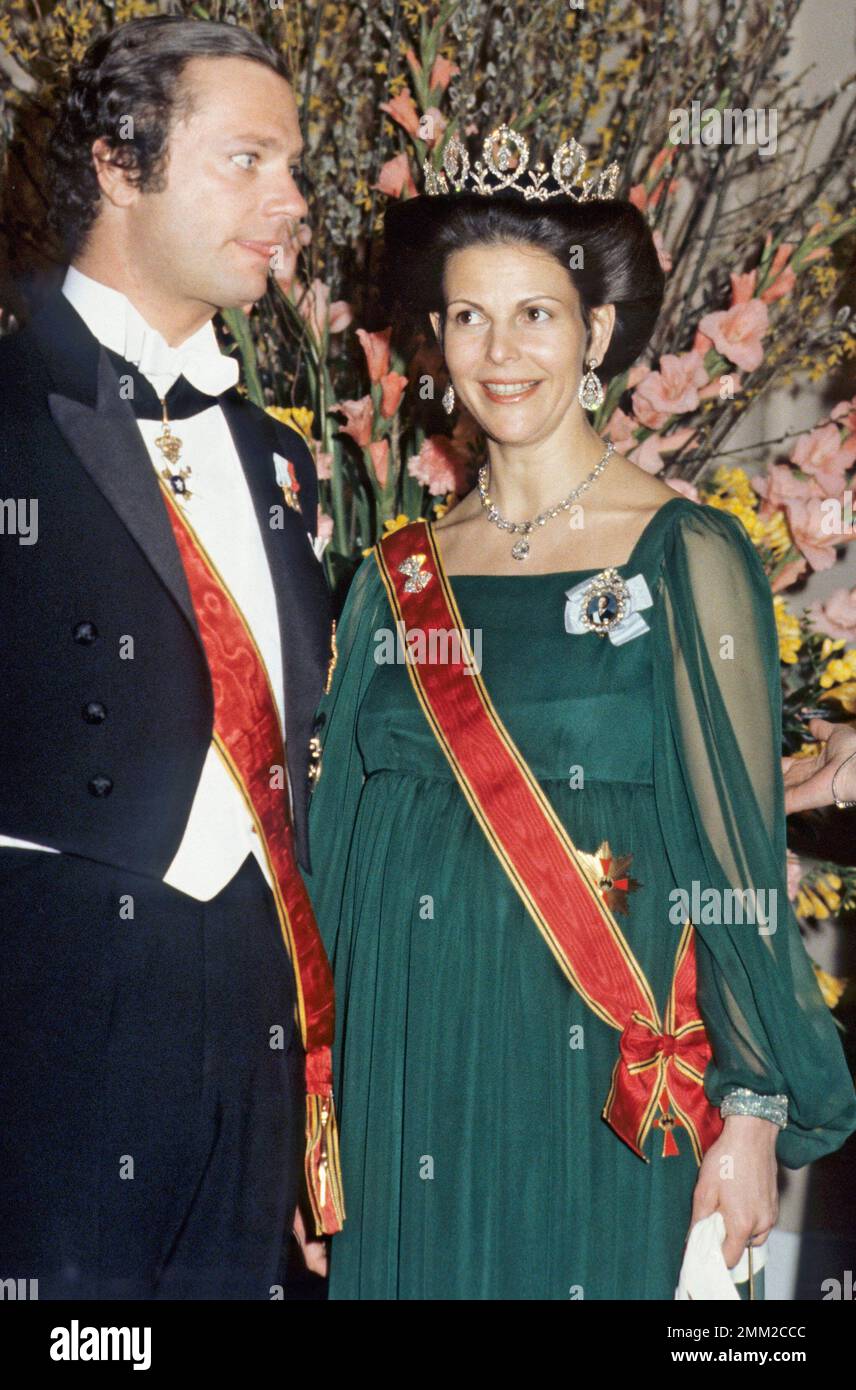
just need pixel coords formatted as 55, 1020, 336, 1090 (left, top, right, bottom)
301, 132, 856, 1300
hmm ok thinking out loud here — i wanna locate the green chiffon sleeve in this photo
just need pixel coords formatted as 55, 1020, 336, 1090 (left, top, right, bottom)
651, 501, 856, 1169
300, 555, 389, 967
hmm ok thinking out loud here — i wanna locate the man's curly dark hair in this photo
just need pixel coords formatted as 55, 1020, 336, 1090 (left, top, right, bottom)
47, 16, 292, 258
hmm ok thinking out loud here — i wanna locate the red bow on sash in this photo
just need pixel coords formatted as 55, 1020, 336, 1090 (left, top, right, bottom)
376, 519, 723, 1164
160, 483, 344, 1234
605, 925, 722, 1159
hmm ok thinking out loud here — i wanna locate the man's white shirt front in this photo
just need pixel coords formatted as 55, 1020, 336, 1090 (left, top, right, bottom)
0, 266, 291, 900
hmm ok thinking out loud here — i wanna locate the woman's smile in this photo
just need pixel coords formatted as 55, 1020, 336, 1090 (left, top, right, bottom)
479, 378, 542, 403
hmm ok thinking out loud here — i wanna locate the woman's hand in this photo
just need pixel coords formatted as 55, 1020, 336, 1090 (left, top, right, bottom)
688, 1115, 779, 1269
292, 1201, 329, 1277
783, 718, 856, 815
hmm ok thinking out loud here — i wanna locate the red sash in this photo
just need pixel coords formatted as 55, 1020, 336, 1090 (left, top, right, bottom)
160, 484, 344, 1234
375, 519, 724, 1163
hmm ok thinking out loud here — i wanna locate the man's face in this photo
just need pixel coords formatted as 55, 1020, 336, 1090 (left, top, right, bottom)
119, 56, 308, 314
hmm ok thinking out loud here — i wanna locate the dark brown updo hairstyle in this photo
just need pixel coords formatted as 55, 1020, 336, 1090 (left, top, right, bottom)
381, 189, 665, 380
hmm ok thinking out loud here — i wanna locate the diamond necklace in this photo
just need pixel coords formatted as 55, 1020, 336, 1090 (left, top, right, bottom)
478, 439, 614, 560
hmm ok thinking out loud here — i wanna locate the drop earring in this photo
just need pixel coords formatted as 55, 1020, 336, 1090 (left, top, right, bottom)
442, 382, 456, 415
578, 358, 604, 412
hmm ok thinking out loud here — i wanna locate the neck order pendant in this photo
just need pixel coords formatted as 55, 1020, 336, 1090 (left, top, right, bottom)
155, 397, 192, 502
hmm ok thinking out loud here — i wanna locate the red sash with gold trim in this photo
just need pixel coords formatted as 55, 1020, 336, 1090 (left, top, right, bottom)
376, 519, 724, 1164
160, 484, 344, 1234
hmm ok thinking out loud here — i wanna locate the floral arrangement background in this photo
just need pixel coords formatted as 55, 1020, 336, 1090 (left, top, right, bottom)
2, 0, 856, 1028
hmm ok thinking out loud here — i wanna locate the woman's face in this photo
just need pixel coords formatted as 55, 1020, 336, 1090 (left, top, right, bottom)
429, 239, 613, 446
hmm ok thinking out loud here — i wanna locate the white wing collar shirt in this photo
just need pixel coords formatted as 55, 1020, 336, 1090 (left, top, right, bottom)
0, 266, 290, 900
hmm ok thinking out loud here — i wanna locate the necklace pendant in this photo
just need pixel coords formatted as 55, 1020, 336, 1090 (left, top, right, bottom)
511, 537, 530, 561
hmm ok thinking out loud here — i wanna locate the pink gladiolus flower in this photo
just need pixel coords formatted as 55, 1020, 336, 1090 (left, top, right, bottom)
357, 327, 392, 384
830, 395, 856, 436
379, 90, 421, 138
331, 396, 373, 449
652, 230, 672, 274
666, 477, 700, 502
271, 222, 313, 295
368, 439, 390, 488
808, 586, 856, 642
374, 153, 417, 199
429, 55, 460, 92
632, 351, 709, 424
604, 407, 638, 454
790, 423, 856, 498
786, 853, 803, 902
380, 371, 408, 418
626, 364, 651, 389
328, 301, 353, 334
698, 298, 769, 373
630, 426, 696, 474
760, 242, 797, 304
760, 267, 796, 304
317, 510, 334, 541
295, 278, 329, 339
697, 371, 743, 401
418, 107, 447, 148
752, 464, 822, 518
771, 556, 808, 592
313, 450, 333, 481
729, 270, 758, 306
296, 279, 352, 339
407, 435, 468, 496
629, 185, 647, 212
801, 224, 831, 266
786, 496, 856, 571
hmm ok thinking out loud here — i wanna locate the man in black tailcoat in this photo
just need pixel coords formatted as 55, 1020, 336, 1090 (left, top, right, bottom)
0, 16, 334, 1298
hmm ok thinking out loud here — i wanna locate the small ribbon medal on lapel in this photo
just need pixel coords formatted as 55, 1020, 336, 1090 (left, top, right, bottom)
274, 451, 302, 514
564, 568, 653, 645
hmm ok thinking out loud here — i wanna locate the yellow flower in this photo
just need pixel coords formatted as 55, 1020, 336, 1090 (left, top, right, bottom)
773, 596, 801, 664
803, 888, 830, 919
708, 465, 758, 508
820, 637, 846, 660
814, 965, 848, 1010
361, 513, 412, 556
814, 874, 842, 913
266, 406, 314, 442
820, 681, 856, 712
822, 658, 853, 687
756, 511, 792, 560
433, 492, 457, 520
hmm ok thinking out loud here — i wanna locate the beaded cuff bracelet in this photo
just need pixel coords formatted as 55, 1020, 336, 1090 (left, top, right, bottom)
720, 1086, 788, 1128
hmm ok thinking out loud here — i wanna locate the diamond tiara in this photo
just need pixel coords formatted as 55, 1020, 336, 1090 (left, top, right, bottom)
422, 122, 621, 203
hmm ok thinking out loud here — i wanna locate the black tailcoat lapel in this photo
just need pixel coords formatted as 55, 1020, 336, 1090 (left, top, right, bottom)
31, 290, 207, 654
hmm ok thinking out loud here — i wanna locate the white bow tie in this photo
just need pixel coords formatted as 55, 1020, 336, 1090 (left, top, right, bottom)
61, 267, 241, 400
122, 312, 240, 400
